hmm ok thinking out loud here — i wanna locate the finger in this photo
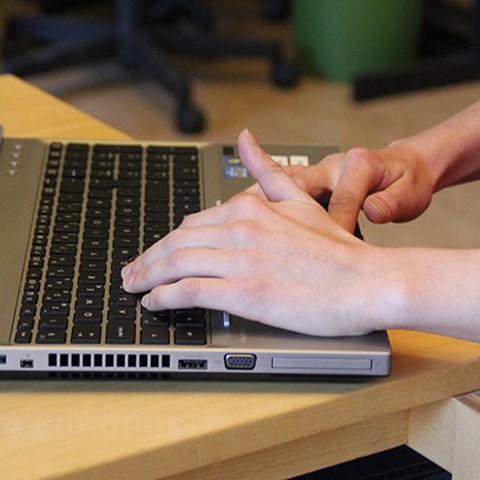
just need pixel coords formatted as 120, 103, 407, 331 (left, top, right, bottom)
123, 247, 232, 294
328, 148, 385, 232
363, 190, 398, 224
364, 176, 431, 223
292, 155, 340, 197
122, 224, 233, 279
141, 277, 246, 314
238, 129, 314, 203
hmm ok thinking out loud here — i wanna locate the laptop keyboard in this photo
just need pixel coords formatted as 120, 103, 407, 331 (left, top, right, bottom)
15, 141, 208, 346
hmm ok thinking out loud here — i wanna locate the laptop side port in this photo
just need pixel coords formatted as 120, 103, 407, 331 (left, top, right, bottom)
224, 354, 256, 370
0, 354, 7, 366
178, 359, 208, 370
20, 359, 34, 368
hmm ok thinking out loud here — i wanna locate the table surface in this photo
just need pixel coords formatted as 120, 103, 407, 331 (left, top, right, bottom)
1, 74, 480, 480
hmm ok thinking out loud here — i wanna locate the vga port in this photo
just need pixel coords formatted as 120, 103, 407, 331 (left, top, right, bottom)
224, 353, 256, 370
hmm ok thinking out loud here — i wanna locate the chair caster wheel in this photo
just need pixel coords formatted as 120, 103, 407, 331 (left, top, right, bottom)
176, 104, 206, 133
272, 62, 299, 88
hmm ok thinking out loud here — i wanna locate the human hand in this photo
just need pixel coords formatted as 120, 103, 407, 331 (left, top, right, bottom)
122, 129, 382, 337
292, 145, 436, 233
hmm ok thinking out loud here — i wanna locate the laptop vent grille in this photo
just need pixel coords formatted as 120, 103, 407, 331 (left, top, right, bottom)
48, 353, 171, 369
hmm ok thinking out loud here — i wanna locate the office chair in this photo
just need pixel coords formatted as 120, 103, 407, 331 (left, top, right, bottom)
2, 0, 298, 132
354, 0, 480, 100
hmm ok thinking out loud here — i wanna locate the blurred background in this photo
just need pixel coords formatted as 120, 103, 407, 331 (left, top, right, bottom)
0, 0, 479, 248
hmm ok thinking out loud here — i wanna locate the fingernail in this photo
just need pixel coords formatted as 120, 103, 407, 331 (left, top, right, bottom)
141, 294, 150, 310
243, 128, 256, 144
121, 264, 132, 279
122, 273, 133, 293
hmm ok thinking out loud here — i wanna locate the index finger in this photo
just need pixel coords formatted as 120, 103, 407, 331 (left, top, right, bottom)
328, 148, 386, 232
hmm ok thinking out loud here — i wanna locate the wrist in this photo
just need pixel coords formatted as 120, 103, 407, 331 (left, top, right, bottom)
356, 245, 413, 333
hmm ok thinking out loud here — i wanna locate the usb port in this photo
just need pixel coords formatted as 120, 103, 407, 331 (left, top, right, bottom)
20, 359, 34, 369
178, 359, 207, 370
0, 355, 6, 366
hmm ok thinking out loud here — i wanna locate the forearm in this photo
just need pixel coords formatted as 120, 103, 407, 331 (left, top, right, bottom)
389, 101, 480, 191
372, 247, 480, 341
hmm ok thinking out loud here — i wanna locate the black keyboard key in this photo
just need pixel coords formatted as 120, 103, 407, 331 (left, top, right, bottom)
41, 301, 70, 316
174, 201, 200, 215
74, 309, 103, 323
175, 326, 207, 345
48, 254, 75, 267
78, 271, 105, 284
26, 267, 42, 281
25, 277, 41, 291
15, 328, 32, 344
83, 227, 109, 239
174, 164, 199, 180
22, 290, 39, 305
114, 216, 139, 227
52, 232, 78, 244
86, 207, 110, 219
114, 226, 138, 237
54, 222, 79, 234
45, 277, 73, 290
174, 310, 206, 327
71, 323, 101, 344
109, 292, 137, 307
81, 249, 108, 262
83, 238, 109, 250
108, 305, 136, 321
50, 244, 77, 256
75, 296, 104, 310
17, 316, 35, 329
60, 177, 85, 193
39, 316, 68, 329
141, 326, 169, 344
36, 329, 67, 344
19, 303, 37, 318
43, 289, 71, 303
77, 283, 105, 297
80, 260, 107, 272
106, 320, 135, 344
47, 265, 74, 278
141, 309, 169, 327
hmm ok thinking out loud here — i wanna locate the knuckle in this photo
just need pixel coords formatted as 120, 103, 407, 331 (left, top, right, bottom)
166, 248, 188, 270
344, 147, 374, 164
328, 191, 357, 210
229, 220, 259, 246
342, 147, 379, 173
160, 229, 179, 250
180, 277, 202, 305
229, 192, 263, 216
178, 210, 202, 228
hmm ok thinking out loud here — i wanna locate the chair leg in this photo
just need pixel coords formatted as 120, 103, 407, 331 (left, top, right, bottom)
132, 31, 205, 133
3, 33, 114, 76
117, 0, 206, 133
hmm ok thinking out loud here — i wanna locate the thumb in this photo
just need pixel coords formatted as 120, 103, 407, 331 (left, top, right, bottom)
363, 178, 430, 223
237, 129, 312, 203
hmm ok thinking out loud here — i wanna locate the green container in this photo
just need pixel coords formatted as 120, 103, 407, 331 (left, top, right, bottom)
293, 0, 422, 81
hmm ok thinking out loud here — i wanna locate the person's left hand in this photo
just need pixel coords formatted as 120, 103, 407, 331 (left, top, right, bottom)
121, 129, 381, 337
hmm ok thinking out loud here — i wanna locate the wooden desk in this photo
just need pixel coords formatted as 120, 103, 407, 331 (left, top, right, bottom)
1, 74, 479, 480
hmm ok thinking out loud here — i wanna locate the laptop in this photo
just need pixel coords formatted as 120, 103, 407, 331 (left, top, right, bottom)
0, 126, 391, 378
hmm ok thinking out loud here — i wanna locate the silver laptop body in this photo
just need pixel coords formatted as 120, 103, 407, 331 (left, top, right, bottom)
0, 129, 391, 378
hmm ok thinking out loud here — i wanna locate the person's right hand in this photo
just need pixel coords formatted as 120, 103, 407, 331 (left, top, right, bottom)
292, 145, 436, 233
